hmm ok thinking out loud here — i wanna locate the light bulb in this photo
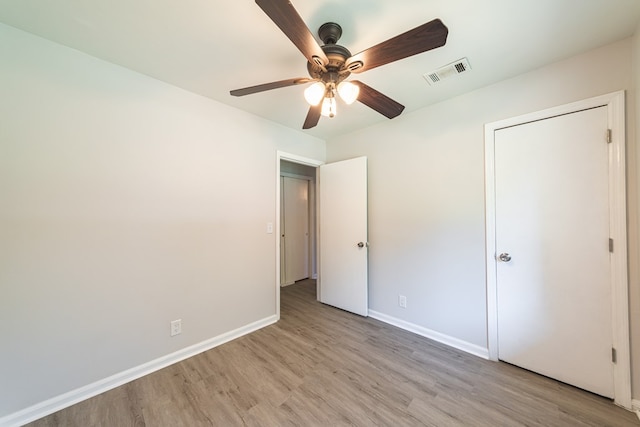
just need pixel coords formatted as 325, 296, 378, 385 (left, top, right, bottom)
337, 81, 359, 104
304, 82, 326, 106
321, 97, 337, 118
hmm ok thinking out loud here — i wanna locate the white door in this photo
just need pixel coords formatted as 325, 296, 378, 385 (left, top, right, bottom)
319, 157, 368, 316
282, 176, 309, 284
495, 106, 613, 397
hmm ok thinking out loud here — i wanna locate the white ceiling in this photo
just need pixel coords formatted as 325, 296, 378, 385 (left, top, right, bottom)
1, 0, 640, 140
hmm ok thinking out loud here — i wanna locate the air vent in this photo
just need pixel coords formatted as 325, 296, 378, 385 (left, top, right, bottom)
423, 58, 471, 86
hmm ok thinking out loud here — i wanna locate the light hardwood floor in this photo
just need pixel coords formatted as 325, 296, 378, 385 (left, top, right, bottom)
28, 279, 639, 426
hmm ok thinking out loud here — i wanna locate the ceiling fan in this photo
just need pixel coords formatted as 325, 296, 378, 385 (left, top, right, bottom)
230, 0, 449, 129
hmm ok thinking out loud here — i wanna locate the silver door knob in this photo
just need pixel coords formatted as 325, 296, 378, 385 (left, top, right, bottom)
498, 253, 512, 262
357, 242, 365, 248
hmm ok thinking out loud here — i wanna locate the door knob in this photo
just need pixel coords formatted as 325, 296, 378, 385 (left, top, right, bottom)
357, 242, 365, 248
498, 253, 512, 262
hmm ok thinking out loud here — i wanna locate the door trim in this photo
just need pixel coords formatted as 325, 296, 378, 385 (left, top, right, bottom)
484, 91, 630, 408
276, 151, 324, 320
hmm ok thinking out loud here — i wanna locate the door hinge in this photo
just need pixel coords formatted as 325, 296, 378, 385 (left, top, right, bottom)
609, 238, 614, 253
612, 347, 617, 363
607, 129, 612, 144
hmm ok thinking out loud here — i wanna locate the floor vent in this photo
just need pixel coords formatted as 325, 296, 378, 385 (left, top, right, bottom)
424, 58, 471, 85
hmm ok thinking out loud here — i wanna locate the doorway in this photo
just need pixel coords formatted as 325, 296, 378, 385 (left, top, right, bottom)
484, 91, 631, 408
275, 152, 370, 319
275, 152, 323, 319
280, 161, 317, 286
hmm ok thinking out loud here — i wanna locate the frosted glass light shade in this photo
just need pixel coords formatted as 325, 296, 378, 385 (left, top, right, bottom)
304, 82, 326, 106
321, 97, 337, 118
337, 81, 359, 104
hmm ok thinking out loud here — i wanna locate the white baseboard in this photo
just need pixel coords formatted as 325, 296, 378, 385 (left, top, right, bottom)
632, 399, 640, 420
0, 315, 278, 427
368, 310, 489, 360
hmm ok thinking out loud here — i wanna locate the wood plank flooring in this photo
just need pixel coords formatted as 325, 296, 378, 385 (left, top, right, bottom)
28, 279, 639, 426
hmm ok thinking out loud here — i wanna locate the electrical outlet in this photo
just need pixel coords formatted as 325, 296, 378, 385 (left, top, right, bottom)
170, 319, 182, 336
399, 295, 407, 308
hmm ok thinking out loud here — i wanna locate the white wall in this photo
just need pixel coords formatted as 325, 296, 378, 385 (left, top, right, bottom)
632, 22, 640, 404
0, 23, 325, 419
327, 38, 639, 397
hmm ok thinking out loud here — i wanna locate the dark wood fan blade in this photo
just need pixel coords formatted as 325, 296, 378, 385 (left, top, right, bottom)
256, 0, 328, 67
302, 103, 322, 129
345, 19, 448, 73
352, 81, 405, 119
230, 77, 314, 97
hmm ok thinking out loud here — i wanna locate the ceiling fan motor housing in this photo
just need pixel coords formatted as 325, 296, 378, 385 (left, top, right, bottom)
318, 22, 342, 44
307, 22, 353, 83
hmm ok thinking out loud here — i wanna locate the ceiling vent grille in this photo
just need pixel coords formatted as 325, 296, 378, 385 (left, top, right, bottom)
424, 58, 471, 86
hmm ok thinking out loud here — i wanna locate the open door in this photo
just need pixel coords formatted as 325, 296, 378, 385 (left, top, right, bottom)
319, 157, 368, 316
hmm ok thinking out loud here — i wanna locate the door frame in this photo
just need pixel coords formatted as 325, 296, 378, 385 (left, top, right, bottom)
275, 151, 324, 320
484, 91, 630, 408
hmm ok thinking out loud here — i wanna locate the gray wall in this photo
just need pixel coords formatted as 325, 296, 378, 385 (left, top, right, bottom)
281, 161, 317, 177
632, 22, 640, 405
2, 20, 639, 421
326, 38, 639, 400
0, 23, 325, 418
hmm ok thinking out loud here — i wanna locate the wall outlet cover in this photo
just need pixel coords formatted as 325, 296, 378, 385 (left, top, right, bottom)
170, 319, 182, 336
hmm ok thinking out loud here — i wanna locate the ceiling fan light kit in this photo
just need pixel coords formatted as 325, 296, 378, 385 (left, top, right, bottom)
304, 80, 359, 108
321, 96, 337, 118
230, 0, 449, 129
337, 81, 359, 105
304, 81, 325, 105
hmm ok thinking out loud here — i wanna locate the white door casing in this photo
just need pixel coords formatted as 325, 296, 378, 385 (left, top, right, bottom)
319, 157, 369, 316
484, 92, 630, 408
